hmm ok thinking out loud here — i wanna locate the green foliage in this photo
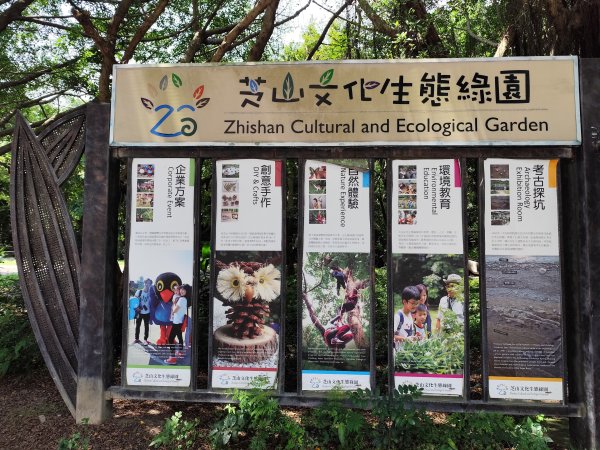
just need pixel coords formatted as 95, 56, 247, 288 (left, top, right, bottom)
210, 377, 305, 450
206, 378, 552, 450
468, 277, 481, 350
302, 387, 367, 449
57, 418, 90, 450
445, 412, 551, 450
374, 267, 389, 383
351, 385, 441, 449
149, 411, 202, 449
0, 275, 42, 376
395, 326, 464, 374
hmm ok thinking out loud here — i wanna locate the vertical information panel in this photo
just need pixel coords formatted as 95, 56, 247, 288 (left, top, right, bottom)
390, 160, 465, 396
125, 159, 195, 388
300, 160, 372, 392
210, 160, 283, 389
484, 159, 564, 401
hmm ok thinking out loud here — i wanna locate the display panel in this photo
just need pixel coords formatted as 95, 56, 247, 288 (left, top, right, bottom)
390, 160, 465, 396
125, 158, 195, 388
210, 159, 284, 389
300, 160, 373, 391
484, 159, 564, 401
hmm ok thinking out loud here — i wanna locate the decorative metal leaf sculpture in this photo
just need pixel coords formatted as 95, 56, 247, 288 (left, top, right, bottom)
37, 108, 86, 186
10, 113, 81, 417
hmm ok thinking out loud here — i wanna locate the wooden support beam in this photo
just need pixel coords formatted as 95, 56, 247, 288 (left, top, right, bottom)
76, 103, 118, 424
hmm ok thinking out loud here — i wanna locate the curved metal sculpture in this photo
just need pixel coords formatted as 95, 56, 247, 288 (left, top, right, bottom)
38, 107, 86, 186
9, 111, 85, 416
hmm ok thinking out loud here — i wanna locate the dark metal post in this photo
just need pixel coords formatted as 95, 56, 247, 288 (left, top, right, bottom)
76, 103, 118, 423
568, 58, 600, 449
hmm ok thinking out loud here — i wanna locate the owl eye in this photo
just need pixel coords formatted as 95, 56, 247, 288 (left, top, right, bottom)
170, 281, 179, 291
156, 280, 164, 291
232, 279, 239, 287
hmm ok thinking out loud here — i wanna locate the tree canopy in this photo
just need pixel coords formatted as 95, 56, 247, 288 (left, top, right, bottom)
1, 0, 599, 145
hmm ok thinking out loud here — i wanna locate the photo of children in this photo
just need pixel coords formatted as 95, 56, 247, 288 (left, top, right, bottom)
398, 165, 417, 179
136, 193, 154, 208
398, 210, 417, 224
137, 164, 155, 178
399, 182, 417, 195
137, 179, 154, 192
392, 254, 464, 376
301, 252, 370, 372
309, 195, 326, 210
398, 195, 417, 210
126, 272, 193, 367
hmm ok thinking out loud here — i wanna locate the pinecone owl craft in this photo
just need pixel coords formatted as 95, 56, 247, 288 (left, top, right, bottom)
216, 261, 281, 339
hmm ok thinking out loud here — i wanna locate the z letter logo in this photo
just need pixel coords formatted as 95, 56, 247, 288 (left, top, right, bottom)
140, 73, 211, 138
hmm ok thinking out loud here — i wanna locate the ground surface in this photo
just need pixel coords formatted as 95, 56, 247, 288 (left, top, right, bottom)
0, 368, 219, 449
0, 367, 572, 450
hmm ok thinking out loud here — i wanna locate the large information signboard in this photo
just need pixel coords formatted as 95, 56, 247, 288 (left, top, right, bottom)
111, 58, 580, 146
484, 159, 564, 401
210, 159, 283, 389
125, 158, 195, 388
390, 160, 465, 396
300, 160, 372, 391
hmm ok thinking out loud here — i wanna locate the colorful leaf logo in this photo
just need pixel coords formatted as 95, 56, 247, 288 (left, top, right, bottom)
172, 73, 182, 88
283, 72, 294, 100
196, 98, 210, 109
365, 80, 380, 90
249, 79, 259, 93
320, 69, 334, 86
193, 85, 204, 100
159, 75, 168, 90
140, 98, 154, 109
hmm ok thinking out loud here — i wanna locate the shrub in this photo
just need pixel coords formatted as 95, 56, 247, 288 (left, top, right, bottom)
210, 377, 305, 450
0, 275, 42, 376
150, 411, 202, 449
302, 387, 367, 449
